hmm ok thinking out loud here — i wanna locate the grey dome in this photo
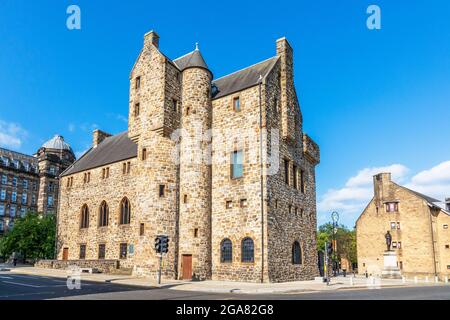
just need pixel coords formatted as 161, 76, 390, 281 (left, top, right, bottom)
42, 135, 73, 152
173, 48, 210, 72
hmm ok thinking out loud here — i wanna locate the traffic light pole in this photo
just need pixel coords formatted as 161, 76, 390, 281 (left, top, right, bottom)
158, 254, 162, 285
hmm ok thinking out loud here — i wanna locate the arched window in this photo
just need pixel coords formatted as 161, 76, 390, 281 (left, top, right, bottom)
241, 237, 254, 263
119, 198, 131, 225
292, 241, 302, 265
99, 201, 109, 227
80, 204, 89, 229
220, 239, 232, 263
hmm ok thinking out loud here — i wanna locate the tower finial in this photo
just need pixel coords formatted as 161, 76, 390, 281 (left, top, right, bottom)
195, 42, 199, 51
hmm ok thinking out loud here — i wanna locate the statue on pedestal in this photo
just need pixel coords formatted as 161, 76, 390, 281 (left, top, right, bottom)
385, 231, 392, 251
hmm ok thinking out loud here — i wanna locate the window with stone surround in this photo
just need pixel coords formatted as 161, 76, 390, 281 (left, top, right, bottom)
98, 244, 106, 259
183, 194, 188, 204
173, 99, 178, 112
221, 239, 232, 263
159, 184, 165, 198
226, 200, 233, 209
194, 228, 198, 238
241, 238, 254, 263
293, 165, 298, 189
119, 243, 127, 259
80, 204, 89, 229
292, 241, 302, 265
98, 201, 109, 227
140, 223, 145, 236
142, 148, 147, 161
240, 199, 247, 208
386, 202, 399, 212
231, 150, 243, 179
233, 96, 241, 112
79, 244, 86, 260
135, 76, 141, 90
300, 169, 306, 193
284, 159, 290, 185
119, 197, 131, 225
390, 222, 396, 230
134, 103, 140, 117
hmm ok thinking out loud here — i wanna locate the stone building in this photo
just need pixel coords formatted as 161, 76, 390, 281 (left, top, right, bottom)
356, 173, 450, 279
0, 136, 75, 235
56, 31, 320, 282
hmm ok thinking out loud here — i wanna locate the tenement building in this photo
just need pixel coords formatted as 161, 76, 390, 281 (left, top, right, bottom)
356, 173, 450, 279
0, 136, 75, 235
56, 31, 320, 282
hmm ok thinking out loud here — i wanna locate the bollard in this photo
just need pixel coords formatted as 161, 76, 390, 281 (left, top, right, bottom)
435, 276, 439, 283
402, 276, 406, 284
445, 276, 449, 283
425, 276, 429, 283
350, 276, 354, 286
414, 276, 418, 283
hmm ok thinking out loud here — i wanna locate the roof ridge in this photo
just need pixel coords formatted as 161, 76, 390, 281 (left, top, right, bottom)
213, 56, 278, 82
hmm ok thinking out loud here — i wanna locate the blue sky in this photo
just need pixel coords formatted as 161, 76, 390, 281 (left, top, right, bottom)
1, 0, 450, 227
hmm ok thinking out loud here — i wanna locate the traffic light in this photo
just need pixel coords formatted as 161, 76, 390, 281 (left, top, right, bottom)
155, 235, 170, 254
327, 242, 333, 256
161, 236, 169, 254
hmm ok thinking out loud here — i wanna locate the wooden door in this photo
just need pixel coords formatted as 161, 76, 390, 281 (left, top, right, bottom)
182, 255, 192, 280
62, 248, 69, 261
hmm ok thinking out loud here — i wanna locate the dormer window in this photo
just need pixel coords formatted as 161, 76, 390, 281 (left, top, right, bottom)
233, 97, 241, 112
135, 76, 141, 90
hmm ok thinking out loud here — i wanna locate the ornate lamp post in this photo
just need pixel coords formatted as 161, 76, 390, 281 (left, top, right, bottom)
331, 211, 339, 276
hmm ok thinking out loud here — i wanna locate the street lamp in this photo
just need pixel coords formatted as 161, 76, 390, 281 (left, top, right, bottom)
331, 211, 339, 276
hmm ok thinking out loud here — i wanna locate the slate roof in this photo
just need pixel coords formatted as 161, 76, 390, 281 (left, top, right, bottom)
211, 57, 279, 99
173, 49, 209, 72
61, 131, 137, 177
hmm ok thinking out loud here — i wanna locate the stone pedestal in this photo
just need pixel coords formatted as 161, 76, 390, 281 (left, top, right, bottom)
381, 251, 402, 279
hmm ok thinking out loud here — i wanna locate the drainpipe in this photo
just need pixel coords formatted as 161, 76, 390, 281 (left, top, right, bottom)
258, 75, 265, 283
428, 208, 438, 277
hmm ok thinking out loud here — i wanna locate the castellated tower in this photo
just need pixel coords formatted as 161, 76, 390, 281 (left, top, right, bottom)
178, 48, 213, 280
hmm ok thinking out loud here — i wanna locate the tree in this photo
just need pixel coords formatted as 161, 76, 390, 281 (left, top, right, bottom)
0, 212, 56, 262
317, 223, 357, 265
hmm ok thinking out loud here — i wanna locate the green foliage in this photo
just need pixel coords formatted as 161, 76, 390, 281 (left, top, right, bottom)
317, 222, 357, 264
0, 212, 56, 261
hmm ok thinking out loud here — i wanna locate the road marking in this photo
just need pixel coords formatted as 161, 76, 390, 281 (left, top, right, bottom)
2, 280, 42, 288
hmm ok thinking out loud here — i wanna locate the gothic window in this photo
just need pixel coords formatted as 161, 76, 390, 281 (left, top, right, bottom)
119, 198, 131, 225
292, 241, 302, 265
241, 237, 254, 263
293, 165, 298, 189
99, 201, 109, 227
80, 204, 89, 229
221, 239, 232, 263
284, 159, 290, 185
300, 169, 305, 193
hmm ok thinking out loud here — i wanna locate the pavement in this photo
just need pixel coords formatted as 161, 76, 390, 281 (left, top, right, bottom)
2, 264, 449, 295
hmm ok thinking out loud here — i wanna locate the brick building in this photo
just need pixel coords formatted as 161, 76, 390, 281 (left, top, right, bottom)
356, 173, 450, 279
56, 31, 320, 282
0, 136, 75, 235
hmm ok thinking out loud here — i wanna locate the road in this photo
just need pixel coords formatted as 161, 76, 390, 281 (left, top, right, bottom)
1, 272, 450, 300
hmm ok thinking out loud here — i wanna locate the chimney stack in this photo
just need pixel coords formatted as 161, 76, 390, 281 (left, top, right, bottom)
93, 129, 112, 148
373, 173, 392, 209
144, 30, 159, 48
276, 37, 296, 141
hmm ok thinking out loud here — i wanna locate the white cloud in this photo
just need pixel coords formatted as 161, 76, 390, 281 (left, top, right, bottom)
405, 161, 450, 202
0, 120, 28, 149
317, 162, 450, 227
